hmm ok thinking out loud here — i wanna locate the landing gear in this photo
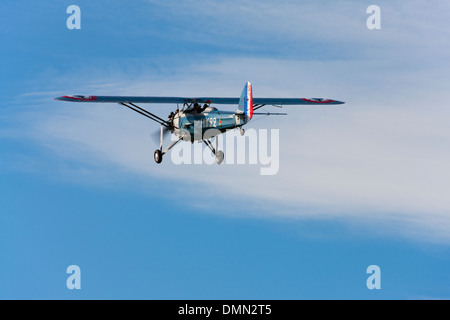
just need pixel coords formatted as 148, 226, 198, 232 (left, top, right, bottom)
215, 150, 224, 165
203, 136, 224, 165
239, 127, 245, 136
153, 124, 181, 164
154, 149, 162, 164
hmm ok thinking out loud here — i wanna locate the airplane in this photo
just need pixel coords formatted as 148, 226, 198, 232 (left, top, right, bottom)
55, 82, 344, 164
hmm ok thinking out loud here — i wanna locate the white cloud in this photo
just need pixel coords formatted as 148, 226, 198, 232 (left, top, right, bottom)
145, 0, 450, 61
21, 54, 450, 242
11, 0, 450, 242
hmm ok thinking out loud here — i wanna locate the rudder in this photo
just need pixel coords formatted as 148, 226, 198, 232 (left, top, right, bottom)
237, 82, 253, 122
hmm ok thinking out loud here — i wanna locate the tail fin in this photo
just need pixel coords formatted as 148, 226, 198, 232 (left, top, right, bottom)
237, 82, 253, 121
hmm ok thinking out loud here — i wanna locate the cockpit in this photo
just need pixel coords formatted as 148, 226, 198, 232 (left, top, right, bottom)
183, 102, 210, 114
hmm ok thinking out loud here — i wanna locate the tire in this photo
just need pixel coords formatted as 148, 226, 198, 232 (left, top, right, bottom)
154, 149, 163, 164
215, 150, 224, 165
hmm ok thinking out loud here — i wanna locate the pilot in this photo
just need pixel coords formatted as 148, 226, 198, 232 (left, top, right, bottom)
193, 102, 202, 113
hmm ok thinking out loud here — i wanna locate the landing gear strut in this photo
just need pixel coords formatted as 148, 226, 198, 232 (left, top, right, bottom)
154, 124, 181, 164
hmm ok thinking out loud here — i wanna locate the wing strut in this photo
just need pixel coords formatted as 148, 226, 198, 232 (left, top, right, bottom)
119, 102, 170, 128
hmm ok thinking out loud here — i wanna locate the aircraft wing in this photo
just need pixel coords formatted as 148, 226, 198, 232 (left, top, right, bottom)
55, 95, 344, 105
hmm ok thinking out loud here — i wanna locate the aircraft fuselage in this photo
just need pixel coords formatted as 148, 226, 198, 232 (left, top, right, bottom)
173, 108, 244, 142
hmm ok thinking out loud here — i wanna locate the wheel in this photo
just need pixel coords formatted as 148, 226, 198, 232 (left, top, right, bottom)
154, 149, 163, 164
239, 128, 245, 136
215, 150, 224, 165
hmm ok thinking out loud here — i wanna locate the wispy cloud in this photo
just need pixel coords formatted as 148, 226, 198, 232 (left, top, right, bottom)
8, 0, 450, 243
19, 56, 450, 242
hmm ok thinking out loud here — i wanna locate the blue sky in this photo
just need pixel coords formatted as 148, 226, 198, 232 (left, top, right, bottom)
1, 0, 450, 299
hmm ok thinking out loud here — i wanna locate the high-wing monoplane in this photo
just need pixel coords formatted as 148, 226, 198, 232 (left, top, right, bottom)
55, 82, 344, 164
